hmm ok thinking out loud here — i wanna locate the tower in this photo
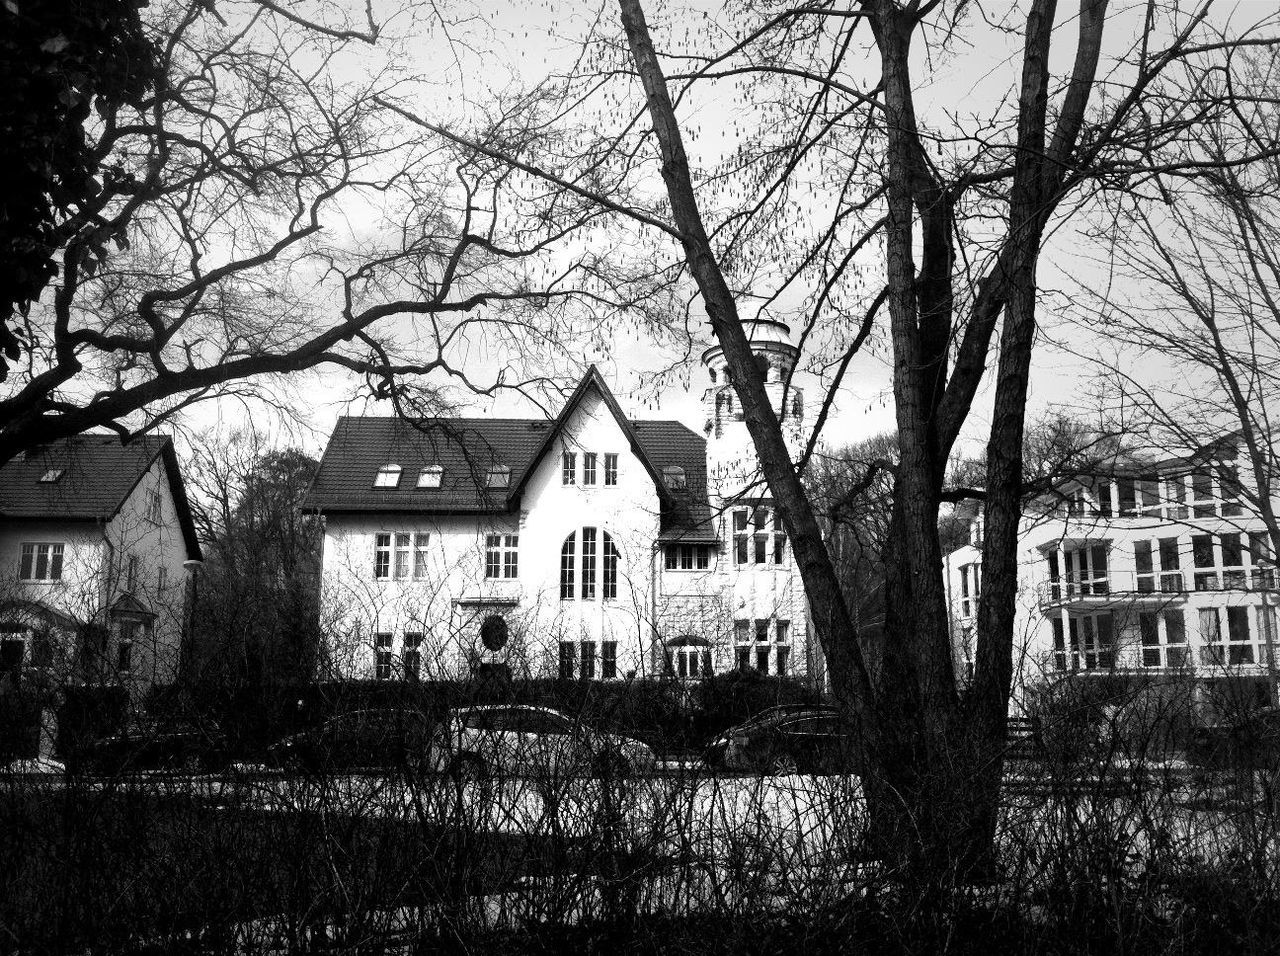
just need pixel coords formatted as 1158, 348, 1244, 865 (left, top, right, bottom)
701, 320, 804, 502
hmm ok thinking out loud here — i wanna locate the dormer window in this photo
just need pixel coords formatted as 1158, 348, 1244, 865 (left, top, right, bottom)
663, 466, 687, 491
486, 465, 510, 489
38, 468, 64, 483
373, 464, 402, 488
417, 465, 443, 488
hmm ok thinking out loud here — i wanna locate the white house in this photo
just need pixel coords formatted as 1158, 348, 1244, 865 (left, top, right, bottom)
944, 437, 1279, 719
306, 321, 823, 685
0, 434, 203, 696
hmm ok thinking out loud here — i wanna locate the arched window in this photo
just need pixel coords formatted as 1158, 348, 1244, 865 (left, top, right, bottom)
603, 532, 619, 600
560, 528, 621, 601
754, 355, 771, 381
790, 392, 803, 418
665, 636, 712, 679
560, 532, 576, 600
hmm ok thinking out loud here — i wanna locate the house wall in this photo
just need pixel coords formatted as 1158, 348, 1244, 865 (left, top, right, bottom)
945, 476, 1280, 717
0, 455, 192, 693
106, 457, 194, 689
319, 389, 663, 680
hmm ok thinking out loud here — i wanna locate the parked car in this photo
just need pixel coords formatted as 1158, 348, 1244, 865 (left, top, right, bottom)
431, 704, 656, 779
69, 718, 229, 775
268, 708, 436, 773
703, 705, 860, 775
1188, 706, 1280, 770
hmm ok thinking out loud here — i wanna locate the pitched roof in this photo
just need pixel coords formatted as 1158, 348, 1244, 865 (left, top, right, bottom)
303, 371, 712, 537
0, 434, 202, 560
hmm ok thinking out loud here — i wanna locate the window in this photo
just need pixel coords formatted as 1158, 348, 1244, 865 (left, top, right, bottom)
1117, 479, 1137, 515
1192, 534, 1218, 590
126, 554, 139, 592
1164, 476, 1187, 519
1227, 607, 1254, 664
1135, 541, 1154, 593
580, 641, 597, 680
414, 533, 429, 580
1219, 464, 1242, 517
1137, 475, 1161, 518
1097, 482, 1113, 517
665, 544, 710, 570
731, 505, 787, 566
604, 453, 618, 486
960, 563, 981, 617
1191, 471, 1215, 518
602, 641, 617, 679
374, 633, 394, 680
0, 636, 24, 675
583, 453, 597, 485
19, 543, 64, 582
418, 465, 443, 488
666, 638, 712, 679
1165, 611, 1189, 667
1221, 533, 1246, 589
394, 534, 412, 580
157, 566, 167, 592
560, 532, 576, 600
480, 615, 509, 651
1250, 532, 1274, 588
1158, 537, 1183, 591
1199, 608, 1224, 665
559, 642, 575, 679
1050, 613, 1114, 671
403, 633, 422, 679
486, 465, 510, 489
602, 533, 619, 601
562, 452, 576, 485
735, 617, 785, 673
117, 638, 133, 673
374, 464, 402, 488
1056, 545, 1108, 597
582, 527, 597, 599
485, 534, 518, 579
374, 533, 391, 579
38, 468, 65, 483
663, 466, 687, 490
146, 486, 162, 522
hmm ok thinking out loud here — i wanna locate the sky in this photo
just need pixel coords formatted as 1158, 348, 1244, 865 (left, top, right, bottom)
170, 0, 1238, 466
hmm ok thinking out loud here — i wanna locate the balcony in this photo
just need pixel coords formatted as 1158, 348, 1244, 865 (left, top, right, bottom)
1038, 568, 1277, 609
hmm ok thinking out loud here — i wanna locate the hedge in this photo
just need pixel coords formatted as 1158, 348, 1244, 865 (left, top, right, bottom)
148, 672, 827, 758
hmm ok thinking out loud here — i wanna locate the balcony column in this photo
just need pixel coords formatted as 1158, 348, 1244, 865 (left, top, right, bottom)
1060, 605, 1073, 670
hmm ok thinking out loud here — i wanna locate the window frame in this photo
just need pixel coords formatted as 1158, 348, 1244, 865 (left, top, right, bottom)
583, 452, 597, 486
19, 542, 65, 582
417, 465, 443, 488
373, 464, 402, 489
562, 452, 576, 485
603, 453, 618, 486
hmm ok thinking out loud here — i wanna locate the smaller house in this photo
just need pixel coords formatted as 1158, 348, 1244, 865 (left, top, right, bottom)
0, 434, 202, 697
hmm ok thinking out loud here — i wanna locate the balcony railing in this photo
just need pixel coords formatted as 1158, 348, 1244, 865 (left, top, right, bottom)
1037, 568, 1277, 607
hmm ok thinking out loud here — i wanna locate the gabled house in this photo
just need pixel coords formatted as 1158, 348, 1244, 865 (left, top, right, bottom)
0, 434, 202, 695
944, 436, 1279, 719
306, 321, 823, 685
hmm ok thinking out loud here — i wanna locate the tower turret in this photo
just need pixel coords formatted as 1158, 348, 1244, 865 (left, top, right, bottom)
701, 320, 804, 500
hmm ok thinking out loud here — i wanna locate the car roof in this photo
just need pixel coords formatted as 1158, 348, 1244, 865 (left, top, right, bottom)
451, 704, 564, 715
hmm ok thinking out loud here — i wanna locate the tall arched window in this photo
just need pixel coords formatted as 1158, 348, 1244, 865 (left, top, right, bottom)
560, 528, 621, 601
560, 532, 576, 600
603, 532, 619, 600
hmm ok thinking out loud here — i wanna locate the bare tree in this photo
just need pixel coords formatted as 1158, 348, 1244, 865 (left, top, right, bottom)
382, 0, 1280, 888
0, 1, 623, 465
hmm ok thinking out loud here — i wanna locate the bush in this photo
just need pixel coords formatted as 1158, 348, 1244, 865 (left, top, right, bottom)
57, 684, 128, 757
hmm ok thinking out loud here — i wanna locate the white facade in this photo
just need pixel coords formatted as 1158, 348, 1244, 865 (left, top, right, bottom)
1, 443, 199, 696
314, 328, 817, 685
944, 447, 1279, 716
